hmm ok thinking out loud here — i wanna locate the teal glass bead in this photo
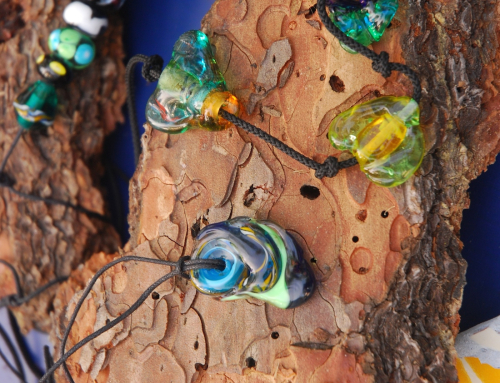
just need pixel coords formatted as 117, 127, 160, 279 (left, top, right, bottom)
190, 217, 316, 309
48, 27, 95, 69
13, 80, 58, 130
329, 0, 399, 53
146, 30, 240, 134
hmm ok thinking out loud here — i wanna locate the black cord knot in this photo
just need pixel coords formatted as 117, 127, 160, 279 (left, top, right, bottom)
315, 157, 340, 179
372, 51, 391, 78
176, 256, 192, 280
142, 54, 163, 82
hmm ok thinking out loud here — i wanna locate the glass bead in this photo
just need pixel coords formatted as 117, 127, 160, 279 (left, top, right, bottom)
63, 1, 108, 38
13, 80, 58, 130
48, 27, 95, 69
190, 217, 316, 309
329, 0, 399, 53
328, 96, 424, 187
36, 54, 72, 84
145, 30, 240, 134
90, 0, 125, 10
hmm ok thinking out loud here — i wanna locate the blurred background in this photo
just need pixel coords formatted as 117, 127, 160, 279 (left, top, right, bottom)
1, 0, 498, 380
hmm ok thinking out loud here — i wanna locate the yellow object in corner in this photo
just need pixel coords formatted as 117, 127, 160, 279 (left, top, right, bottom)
457, 357, 500, 382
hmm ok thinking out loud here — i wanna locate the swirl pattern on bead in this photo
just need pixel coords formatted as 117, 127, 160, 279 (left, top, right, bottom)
190, 217, 316, 309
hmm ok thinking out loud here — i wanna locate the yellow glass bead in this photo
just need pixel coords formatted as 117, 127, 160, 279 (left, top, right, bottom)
456, 357, 500, 382
328, 96, 424, 187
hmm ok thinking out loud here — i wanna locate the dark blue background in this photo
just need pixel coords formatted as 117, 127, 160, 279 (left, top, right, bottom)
107, 0, 499, 331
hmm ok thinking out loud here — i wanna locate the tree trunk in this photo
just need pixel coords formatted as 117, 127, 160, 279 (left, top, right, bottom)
0, 0, 124, 332
52, 0, 500, 382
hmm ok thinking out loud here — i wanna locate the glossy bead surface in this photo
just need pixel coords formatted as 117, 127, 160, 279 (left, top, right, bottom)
90, 0, 125, 10
48, 28, 95, 69
63, 1, 108, 38
329, 0, 398, 53
190, 217, 316, 309
13, 80, 58, 130
328, 96, 424, 187
146, 30, 239, 134
36, 54, 71, 84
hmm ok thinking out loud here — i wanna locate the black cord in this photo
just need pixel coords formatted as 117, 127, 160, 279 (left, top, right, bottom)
43, 346, 55, 383
7, 310, 44, 378
220, 109, 358, 178
0, 181, 111, 223
42, 255, 224, 383
0, 322, 26, 383
316, 0, 422, 103
125, 54, 164, 165
0, 127, 23, 176
0, 259, 69, 309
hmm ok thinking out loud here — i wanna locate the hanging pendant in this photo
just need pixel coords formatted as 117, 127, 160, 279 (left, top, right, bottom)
145, 30, 240, 134
328, 96, 424, 187
13, 80, 58, 130
328, 0, 398, 53
190, 217, 316, 309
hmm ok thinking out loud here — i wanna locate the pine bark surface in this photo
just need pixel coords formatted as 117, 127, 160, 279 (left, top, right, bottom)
0, 0, 124, 332
52, 1, 500, 382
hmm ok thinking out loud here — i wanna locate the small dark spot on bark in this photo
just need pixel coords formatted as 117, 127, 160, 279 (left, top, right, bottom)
373, 90, 381, 97
272, 55, 276, 63
251, 63, 257, 68
320, 74, 326, 81
381, 211, 389, 218
244, 185, 257, 207
191, 219, 201, 238
356, 210, 368, 222
194, 341, 199, 350
152, 292, 160, 300
311, 257, 317, 264
352, 236, 359, 243
300, 185, 321, 200
358, 267, 369, 274
195, 363, 208, 371
246, 357, 257, 368
329, 75, 345, 92
271, 332, 280, 339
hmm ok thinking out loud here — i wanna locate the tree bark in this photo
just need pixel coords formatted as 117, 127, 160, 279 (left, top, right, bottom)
0, 0, 124, 332
52, 0, 500, 382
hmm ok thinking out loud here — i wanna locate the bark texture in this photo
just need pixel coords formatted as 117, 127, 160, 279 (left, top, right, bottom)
52, 0, 500, 382
0, 0, 124, 332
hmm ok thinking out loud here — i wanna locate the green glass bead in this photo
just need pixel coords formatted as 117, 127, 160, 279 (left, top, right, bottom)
328, 96, 424, 187
13, 80, 58, 130
329, 0, 399, 53
146, 30, 239, 134
48, 27, 95, 70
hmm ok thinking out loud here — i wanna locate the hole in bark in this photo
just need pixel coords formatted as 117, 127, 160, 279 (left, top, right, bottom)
358, 267, 368, 274
300, 185, 320, 200
195, 363, 208, 371
373, 90, 381, 97
273, 55, 276, 63
320, 74, 326, 81
244, 185, 257, 207
381, 210, 389, 218
271, 332, 280, 339
246, 357, 257, 368
352, 236, 359, 243
310, 257, 317, 264
329, 75, 345, 92
194, 341, 199, 350
304, 5, 317, 19
152, 291, 160, 300
191, 219, 201, 238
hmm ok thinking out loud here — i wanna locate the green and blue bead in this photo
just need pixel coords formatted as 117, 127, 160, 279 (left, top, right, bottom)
328, 0, 398, 53
48, 27, 95, 70
13, 80, 58, 130
190, 217, 316, 309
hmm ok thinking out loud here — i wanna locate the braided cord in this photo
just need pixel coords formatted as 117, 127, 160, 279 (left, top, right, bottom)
316, 0, 422, 102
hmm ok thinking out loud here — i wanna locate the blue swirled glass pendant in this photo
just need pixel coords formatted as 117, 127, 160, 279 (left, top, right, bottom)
328, 0, 399, 53
145, 30, 239, 134
190, 217, 316, 309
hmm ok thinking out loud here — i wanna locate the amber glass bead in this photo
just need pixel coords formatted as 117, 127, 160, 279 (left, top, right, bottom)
328, 96, 424, 187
